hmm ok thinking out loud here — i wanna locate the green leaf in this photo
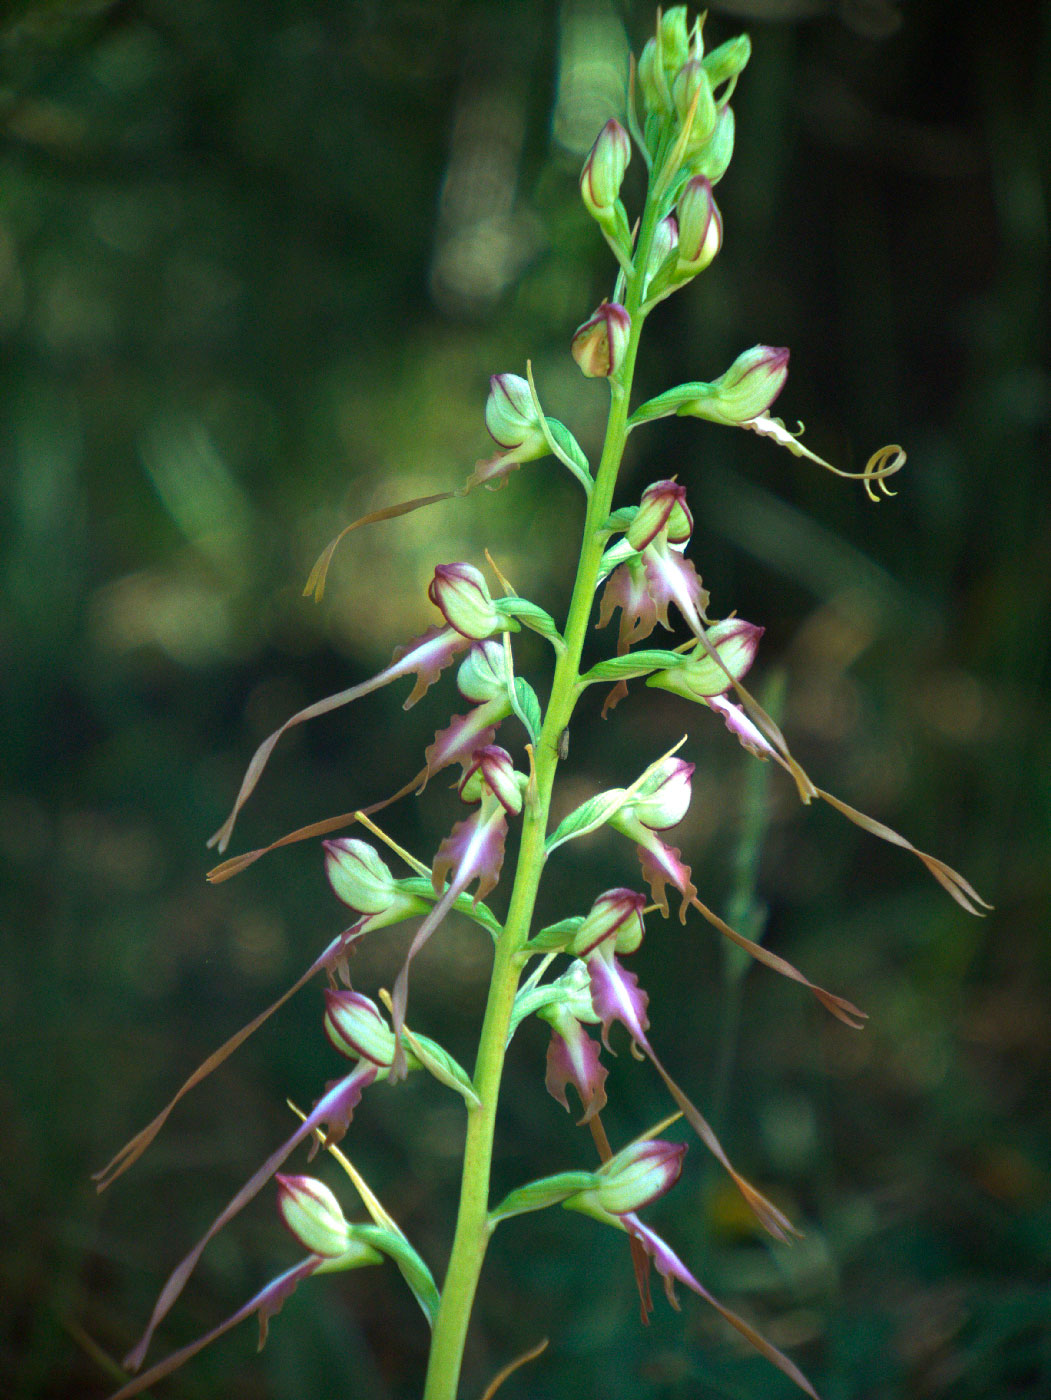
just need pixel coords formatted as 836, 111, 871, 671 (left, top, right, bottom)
545, 417, 592, 487
513, 678, 542, 745
404, 1031, 481, 1107
489, 1170, 599, 1225
627, 382, 708, 429
352, 1225, 440, 1326
579, 649, 686, 685
600, 505, 637, 535
595, 536, 636, 588
526, 916, 583, 951
508, 959, 596, 1038
545, 787, 631, 854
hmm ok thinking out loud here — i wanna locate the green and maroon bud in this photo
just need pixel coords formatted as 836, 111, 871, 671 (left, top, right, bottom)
647, 617, 763, 701
569, 888, 647, 957
276, 1174, 352, 1257
571, 301, 631, 379
580, 119, 631, 221
565, 1138, 686, 1220
676, 175, 722, 273
456, 640, 507, 703
429, 563, 500, 640
324, 839, 399, 915
484, 373, 548, 459
459, 744, 524, 815
626, 479, 692, 551
650, 212, 679, 274
617, 757, 694, 833
681, 345, 789, 426
323, 988, 396, 1067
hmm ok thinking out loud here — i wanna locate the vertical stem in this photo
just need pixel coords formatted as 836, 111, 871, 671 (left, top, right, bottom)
421, 178, 666, 1400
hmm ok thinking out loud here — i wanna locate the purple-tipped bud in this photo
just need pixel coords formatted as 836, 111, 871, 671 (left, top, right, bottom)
566, 1139, 686, 1219
672, 60, 717, 147
456, 640, 506, 703
484, 373, 547, 457
682, 345, 789, 426
323, 988, 396, 1067
275, 1174, 352, 1257
580, 119, 631, 220
676, 176, 722, 273
621, 757, 694, 832
459, 744, 524, 815
650, 213, 679, 273
571, 301, 632, 380
626, 479, 692, 551
324, 839, 398, 915
647, 618, 763, 701
570, 888, 647, 957
429, 563, 500, 640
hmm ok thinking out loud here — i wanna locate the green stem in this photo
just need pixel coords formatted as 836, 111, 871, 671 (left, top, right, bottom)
421, 175, 666, 1400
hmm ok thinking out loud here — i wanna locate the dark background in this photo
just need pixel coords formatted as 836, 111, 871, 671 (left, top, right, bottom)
2, 1, 1048, 1397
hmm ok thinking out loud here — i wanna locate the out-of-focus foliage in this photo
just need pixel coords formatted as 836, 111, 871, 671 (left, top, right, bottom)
2, 0, 1048, 1397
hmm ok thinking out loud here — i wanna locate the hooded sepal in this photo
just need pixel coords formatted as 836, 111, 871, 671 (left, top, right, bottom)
564, 1138, 685, 1220
646, 619, 763, 702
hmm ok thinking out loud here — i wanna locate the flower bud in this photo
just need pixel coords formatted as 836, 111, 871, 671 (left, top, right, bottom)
650, 213, 679, 273
689, 103, 736, 184
672, 60, 717, 148
626, 479, 692, 551
624, 757, 694, 832
647, 618, 763, 701
579, 119, 631, 220
428, 563, 500, 640
676, 176, 722, 273
324, 839, 398, 915
484, 373, 547, 457
566, 1139, 686, 1218
324, 988, 396, 1067
571, 302, 631, 380
456, 640, 507, 703
702, 33, 752, 94
459, 744, 524, 815
681, 345, 789, 426
276, 1174, 352, 1257
569, 888, 646, 957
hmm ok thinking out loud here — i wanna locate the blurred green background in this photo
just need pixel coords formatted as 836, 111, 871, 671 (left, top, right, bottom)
2, 0, 1048, 1397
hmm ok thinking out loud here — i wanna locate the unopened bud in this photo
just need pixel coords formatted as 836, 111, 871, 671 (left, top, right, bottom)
566, 1139, 686, 1219
703, 33, 752, 94
571, 302, 631, 380
672, 60, 717, 148
324, 839, 398, 915
429, 563, 500, 640
484, 374, 547, 458
681, 345, 789, 426
676, 176, 722, 273
626, 479, 692, 551
324, 988, 396, 1067
580, 119, 631, 221
276, 1174, 352, 1257
689, 103, 736, 185
456, 640, 506, 703
459, 744, 524, 814
569, 888, 646, 957
647, 618, 763, 701
621, 757, 694, 832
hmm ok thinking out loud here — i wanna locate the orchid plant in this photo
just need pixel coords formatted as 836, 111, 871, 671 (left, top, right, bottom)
95, 10, 988, 1400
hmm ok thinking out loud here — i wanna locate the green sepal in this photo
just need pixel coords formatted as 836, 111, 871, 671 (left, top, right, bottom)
545, 786, 632, 854
495, 597, 565, 650
489, 1170, 599, 1226
404, 1031, 481, 1108
627, 382, 710, 429
351, 1224, 441, 1327
579, 649, 686, 685
396, 877, 503, 940
512, 677, 543, 745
